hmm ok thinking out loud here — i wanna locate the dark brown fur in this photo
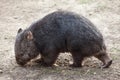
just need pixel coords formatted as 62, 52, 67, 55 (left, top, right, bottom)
15, 11, 112, 68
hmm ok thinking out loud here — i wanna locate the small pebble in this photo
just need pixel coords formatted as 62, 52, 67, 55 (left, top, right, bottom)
0, 70, 3, 73
4, 37, 7, 39
14, 17, 18, 19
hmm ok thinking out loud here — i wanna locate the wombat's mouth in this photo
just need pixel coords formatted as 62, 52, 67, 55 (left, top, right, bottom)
16, 59, 28, 66
17, 61, 26, 66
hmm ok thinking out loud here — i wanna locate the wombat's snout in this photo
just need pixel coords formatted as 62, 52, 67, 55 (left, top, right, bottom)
15, 55, 29, 66
16, 59, 27, 66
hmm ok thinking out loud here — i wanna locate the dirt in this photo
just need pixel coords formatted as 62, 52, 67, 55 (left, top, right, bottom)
0, 0, 120, 80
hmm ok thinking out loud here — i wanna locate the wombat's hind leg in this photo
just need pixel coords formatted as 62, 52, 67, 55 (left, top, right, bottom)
70, 52, 84, 67
94, 51, 112, 68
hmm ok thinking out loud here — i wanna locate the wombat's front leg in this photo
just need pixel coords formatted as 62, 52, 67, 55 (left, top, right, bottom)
39, 52, 59, 67
70, 52, 84, 67
34, 56, 44, 64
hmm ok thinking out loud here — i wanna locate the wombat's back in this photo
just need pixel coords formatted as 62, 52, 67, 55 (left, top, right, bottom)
29, 11, 104, 55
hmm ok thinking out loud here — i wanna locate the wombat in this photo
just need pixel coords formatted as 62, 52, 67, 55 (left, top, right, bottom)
15, 11, 112, 68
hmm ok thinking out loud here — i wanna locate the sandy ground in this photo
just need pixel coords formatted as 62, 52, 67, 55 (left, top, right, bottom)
0, 0, 120, 80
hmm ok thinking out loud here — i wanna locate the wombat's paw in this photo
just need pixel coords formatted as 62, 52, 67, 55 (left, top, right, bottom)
69, 64, 82, 68
34, 59, 53, 67
34, 59, 43, 63
100, 60, 112, 69
42, 63, 53, 67
53, 64, 59, 67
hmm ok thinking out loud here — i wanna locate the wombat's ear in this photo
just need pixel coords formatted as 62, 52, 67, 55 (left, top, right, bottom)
26, 31, 33, 40
18, 28, 23, 33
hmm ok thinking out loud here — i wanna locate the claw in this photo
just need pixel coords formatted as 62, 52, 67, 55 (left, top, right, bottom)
100, 60, 112, 68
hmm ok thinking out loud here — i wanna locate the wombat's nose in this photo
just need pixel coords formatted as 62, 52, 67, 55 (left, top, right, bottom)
16, 59, 26, 66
